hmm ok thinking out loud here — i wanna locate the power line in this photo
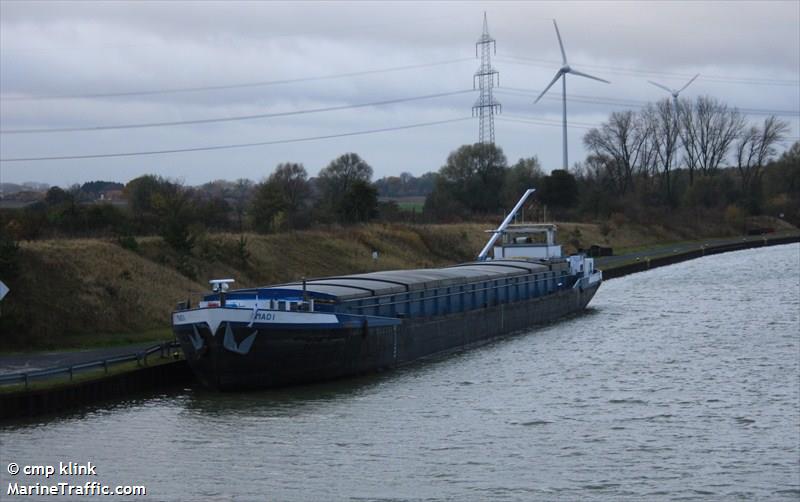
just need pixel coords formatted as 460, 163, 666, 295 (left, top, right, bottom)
497, 55, 800, 86
497, 88, 644, 108
0, 58, 474, 102
503, 113, 599, 128
499, 115, 597, 130
501, 112, 800, 134
496, 87, 800, 117
0, 89, 474, 134
0, 116, 472, 163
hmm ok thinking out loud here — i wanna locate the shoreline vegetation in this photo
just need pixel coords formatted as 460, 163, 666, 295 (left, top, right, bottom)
1, 219, 797, 353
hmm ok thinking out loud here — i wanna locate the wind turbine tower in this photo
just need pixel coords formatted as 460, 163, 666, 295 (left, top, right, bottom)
535, 19, 610, 170
473, 13, 501, 145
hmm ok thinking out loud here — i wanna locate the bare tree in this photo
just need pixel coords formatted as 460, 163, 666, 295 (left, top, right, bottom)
583, 111, 649, 195
677, 97, 699, 183
231, 178, 254, 232
577, 154, 611, 183
735, 116, 790, 194
634, 106, 659, 180
679, 96, 744, 182
577, 153, 627, 197
643, 99, 681, 201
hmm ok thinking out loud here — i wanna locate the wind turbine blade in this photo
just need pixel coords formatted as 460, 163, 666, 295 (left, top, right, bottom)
569, 69, 610, 84
648, 80, 674, 93
534, 71, 563, 103
678, 73, 700, 93
553, 20, 567, 65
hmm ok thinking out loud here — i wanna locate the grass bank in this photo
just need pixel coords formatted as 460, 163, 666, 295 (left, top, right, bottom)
1, 218, 795, 351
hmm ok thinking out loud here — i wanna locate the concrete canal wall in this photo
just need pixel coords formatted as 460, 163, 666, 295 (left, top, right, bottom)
0, 360, 191, 421
600, 234, 800, 279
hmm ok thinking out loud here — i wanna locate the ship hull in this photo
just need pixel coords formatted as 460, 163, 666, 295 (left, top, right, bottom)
174, 282, 600, 390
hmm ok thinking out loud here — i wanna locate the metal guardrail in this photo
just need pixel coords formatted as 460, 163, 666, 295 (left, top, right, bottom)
0, 341, 182, 389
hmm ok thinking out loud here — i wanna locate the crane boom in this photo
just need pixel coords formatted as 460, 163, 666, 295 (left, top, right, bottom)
476, 188, 536, 261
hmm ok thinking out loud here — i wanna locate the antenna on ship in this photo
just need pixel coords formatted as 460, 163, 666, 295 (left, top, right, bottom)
209, 278, 235, 307
472, 12, 501, 145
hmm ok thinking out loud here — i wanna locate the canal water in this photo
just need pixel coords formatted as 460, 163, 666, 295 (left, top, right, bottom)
2, 244, 798, 501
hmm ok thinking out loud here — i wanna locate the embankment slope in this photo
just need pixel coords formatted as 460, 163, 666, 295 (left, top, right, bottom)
3, 219, 793, 350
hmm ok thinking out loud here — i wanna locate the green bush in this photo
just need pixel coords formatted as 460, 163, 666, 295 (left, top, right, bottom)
115, 235, 139, 252
0, 233, 20, 279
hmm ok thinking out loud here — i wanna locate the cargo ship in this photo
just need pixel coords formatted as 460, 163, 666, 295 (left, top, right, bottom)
172, 190, 602, 390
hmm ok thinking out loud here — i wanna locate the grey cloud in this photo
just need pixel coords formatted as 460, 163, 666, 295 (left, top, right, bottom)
0, 1, 797, 185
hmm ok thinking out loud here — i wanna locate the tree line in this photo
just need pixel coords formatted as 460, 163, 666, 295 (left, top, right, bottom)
1, 95, 797, 261
1, 153, 381, 249
580, 96, 792, 215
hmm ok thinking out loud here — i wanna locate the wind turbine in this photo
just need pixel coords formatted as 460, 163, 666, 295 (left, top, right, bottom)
647, 74, 699, 183
535, 19, 610, 170
647, 74, 700, 110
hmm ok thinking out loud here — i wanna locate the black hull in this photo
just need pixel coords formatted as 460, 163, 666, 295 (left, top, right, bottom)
175, 283, 600, 390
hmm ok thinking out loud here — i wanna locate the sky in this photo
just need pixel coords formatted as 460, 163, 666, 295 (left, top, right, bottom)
1, 0, 798, 187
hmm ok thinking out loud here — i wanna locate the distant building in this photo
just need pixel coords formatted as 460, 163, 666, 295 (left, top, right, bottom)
98, 189, 124, 201
95, 189, 127, 207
